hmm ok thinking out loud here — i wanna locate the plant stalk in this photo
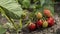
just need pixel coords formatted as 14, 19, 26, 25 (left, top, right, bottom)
0, 7, 17, 30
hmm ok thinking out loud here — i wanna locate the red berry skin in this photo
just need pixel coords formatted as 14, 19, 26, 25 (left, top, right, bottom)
47, 17, 54, 27
36, 20, 43, 27
28, 23, 36, 31
44, 9, 52, 17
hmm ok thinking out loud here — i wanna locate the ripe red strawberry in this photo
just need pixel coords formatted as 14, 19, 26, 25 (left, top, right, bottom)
28, 22, 36, 31
36, 20, 43, 27
44, 9, 52, 17
47, 17, 54, 27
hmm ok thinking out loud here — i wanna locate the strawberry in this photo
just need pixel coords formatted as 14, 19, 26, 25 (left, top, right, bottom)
36, 20, 43, 27
44, 9, 52, 17
36, 12, 42, 19
28, 22, 36, 31
47, 17, 54, 27
42, 20, 48, 28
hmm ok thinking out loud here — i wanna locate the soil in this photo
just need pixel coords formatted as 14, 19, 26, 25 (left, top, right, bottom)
0, 2, 60, 34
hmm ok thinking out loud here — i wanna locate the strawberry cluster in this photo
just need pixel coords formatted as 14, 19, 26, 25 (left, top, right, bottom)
28, 9, 55, 31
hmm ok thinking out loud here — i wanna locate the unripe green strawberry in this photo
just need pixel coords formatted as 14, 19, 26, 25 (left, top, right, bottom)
36, 12, 42, 19
42, 20, 48, 28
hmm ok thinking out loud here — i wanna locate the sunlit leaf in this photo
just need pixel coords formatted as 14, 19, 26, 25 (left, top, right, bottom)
0, 0, 24, 19
40, 0, 45, 7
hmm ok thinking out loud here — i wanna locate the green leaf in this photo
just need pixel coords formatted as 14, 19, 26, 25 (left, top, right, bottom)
0, 0, 23, 19
0, 25, 6, 34
18, 0, 23, 4
29, 4, 36, 9
45, 0, 53, 4
22, 0, 30, 8
40, 0, 45, 7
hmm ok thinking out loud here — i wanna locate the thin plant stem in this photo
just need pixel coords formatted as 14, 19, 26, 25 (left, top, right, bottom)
0, 7, 17, 30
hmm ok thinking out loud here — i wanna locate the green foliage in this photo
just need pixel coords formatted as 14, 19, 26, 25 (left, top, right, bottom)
0, 25, 6, 34
22, 0, 30, 8
0, 0, 24, 19
40, 0, 45, 7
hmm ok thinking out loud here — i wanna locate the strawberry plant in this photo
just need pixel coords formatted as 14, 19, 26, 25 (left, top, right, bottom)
0, 0, 55, 34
